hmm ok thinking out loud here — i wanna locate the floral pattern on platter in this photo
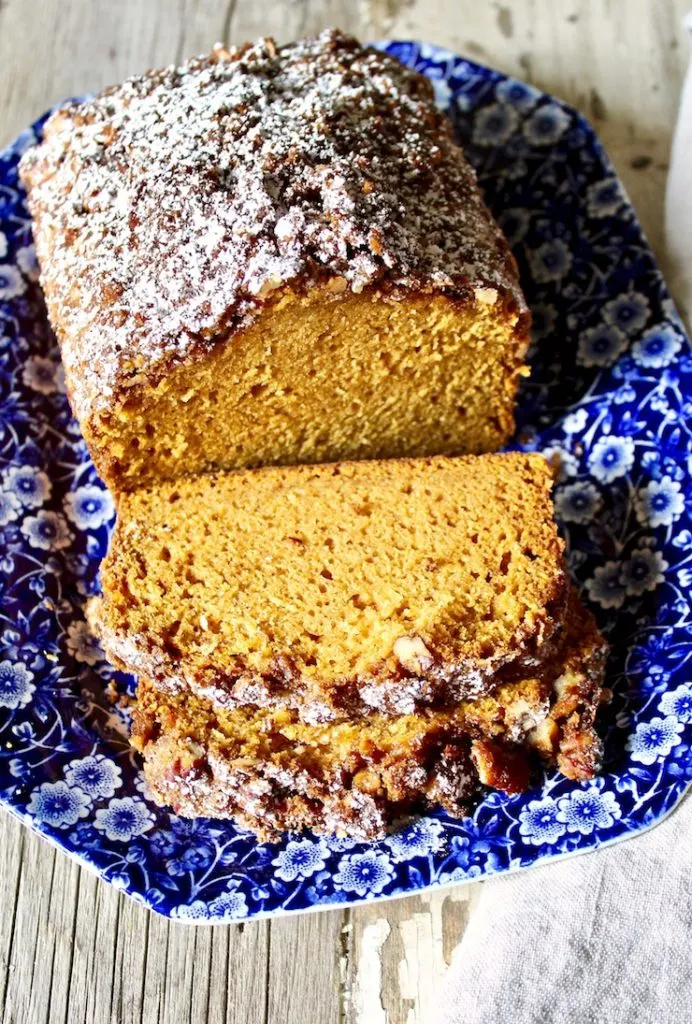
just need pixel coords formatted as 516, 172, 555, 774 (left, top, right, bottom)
0, 42, 691, 922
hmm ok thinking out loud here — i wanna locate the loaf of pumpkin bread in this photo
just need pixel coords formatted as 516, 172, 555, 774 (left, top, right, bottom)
20, 30, 530, 491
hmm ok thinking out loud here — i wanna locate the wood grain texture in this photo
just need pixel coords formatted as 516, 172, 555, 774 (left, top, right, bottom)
0, 2, 687, 1022
347, 887, 482, 1024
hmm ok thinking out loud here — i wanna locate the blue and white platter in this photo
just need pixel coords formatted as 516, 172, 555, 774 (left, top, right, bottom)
0, 41, 691, 922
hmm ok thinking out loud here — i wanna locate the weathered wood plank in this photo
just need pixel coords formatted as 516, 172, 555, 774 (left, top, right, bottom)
110, 894, 154, 1024
0, 814, 27, 1017
223, 922, 271, 1024
1, 822, 81, 1024
266, 910, 345, 1024
67, 869, 122, 1024
348, 887, 482, 1024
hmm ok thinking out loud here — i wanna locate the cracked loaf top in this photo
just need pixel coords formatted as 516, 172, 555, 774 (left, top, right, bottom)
19, 28, 526, 422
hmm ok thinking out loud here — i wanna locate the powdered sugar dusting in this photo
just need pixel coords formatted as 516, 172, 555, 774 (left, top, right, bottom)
20, 29, 525, 422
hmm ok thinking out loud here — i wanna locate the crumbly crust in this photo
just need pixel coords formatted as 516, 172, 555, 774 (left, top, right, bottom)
19, 28, 527, 425
92, 579, 568, 723
132, 589, 607, 841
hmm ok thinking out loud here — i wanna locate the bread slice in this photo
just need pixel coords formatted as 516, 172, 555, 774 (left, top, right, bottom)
132, 588, 607, 840
89, 453, 568, 722
20, 31, 529, 492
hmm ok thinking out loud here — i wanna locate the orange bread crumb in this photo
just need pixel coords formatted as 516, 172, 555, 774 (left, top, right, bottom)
90, 453, 567, 722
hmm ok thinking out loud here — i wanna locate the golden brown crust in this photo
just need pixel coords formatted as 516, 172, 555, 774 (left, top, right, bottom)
525, 594, 608, 774
132, 586, 607, 840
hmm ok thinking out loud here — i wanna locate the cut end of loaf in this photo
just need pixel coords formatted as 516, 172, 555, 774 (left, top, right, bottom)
92, 285, 528, 491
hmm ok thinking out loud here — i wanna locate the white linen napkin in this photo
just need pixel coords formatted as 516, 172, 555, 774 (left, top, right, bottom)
434, 799, 692, 1024
433, 22, 692, 1024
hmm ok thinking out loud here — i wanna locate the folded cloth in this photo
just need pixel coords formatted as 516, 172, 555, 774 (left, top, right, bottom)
433, 20, 692, 1024
433, 798, 692, 1024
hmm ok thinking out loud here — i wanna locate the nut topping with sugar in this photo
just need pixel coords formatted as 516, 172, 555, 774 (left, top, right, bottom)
393, 635, 433, 673
20, 29, 526, 423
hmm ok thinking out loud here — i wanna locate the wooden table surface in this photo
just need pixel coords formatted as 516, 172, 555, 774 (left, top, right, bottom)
0, 2, 688, 1022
